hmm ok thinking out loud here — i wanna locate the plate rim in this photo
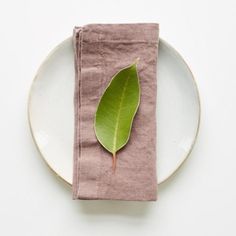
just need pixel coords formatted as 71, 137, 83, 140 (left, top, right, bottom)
28, 37, 201, 187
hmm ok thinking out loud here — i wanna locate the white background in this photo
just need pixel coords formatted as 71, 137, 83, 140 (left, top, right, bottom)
0, 0, 235, 235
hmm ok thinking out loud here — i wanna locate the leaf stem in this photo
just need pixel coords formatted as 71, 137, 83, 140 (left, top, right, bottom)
112, 153, 117, 172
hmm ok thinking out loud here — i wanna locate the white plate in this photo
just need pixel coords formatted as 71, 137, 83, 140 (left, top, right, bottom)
28, 37, 200, 185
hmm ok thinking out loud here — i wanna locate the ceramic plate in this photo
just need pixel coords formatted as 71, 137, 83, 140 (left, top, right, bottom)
28, 37, 200, 185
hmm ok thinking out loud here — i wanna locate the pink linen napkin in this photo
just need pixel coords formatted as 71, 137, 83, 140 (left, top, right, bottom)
73, 23, 159, 201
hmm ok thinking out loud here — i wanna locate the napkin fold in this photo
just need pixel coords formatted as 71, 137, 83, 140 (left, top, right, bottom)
73, 23, 159, 201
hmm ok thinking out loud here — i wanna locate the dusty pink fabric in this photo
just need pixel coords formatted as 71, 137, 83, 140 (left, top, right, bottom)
73, 24, 159, 201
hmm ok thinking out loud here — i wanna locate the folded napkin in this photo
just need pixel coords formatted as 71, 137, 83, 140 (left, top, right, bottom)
73, 23, 159, 201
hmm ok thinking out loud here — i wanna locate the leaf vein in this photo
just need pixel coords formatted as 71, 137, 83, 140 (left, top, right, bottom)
112, 75, 130, 153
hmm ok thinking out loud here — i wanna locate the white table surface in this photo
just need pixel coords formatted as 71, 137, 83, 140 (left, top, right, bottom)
0, 0, 235, 235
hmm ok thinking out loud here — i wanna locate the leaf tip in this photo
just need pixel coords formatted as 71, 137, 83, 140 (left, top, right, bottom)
133, 57, 140, 66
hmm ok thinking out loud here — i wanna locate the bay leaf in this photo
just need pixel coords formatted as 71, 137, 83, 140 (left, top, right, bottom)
94, 61, 140, 171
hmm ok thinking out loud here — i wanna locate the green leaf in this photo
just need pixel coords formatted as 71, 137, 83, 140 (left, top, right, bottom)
94, 61, 140, 171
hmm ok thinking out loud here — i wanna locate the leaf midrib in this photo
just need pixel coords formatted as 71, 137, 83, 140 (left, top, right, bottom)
112, 75, 130, 153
